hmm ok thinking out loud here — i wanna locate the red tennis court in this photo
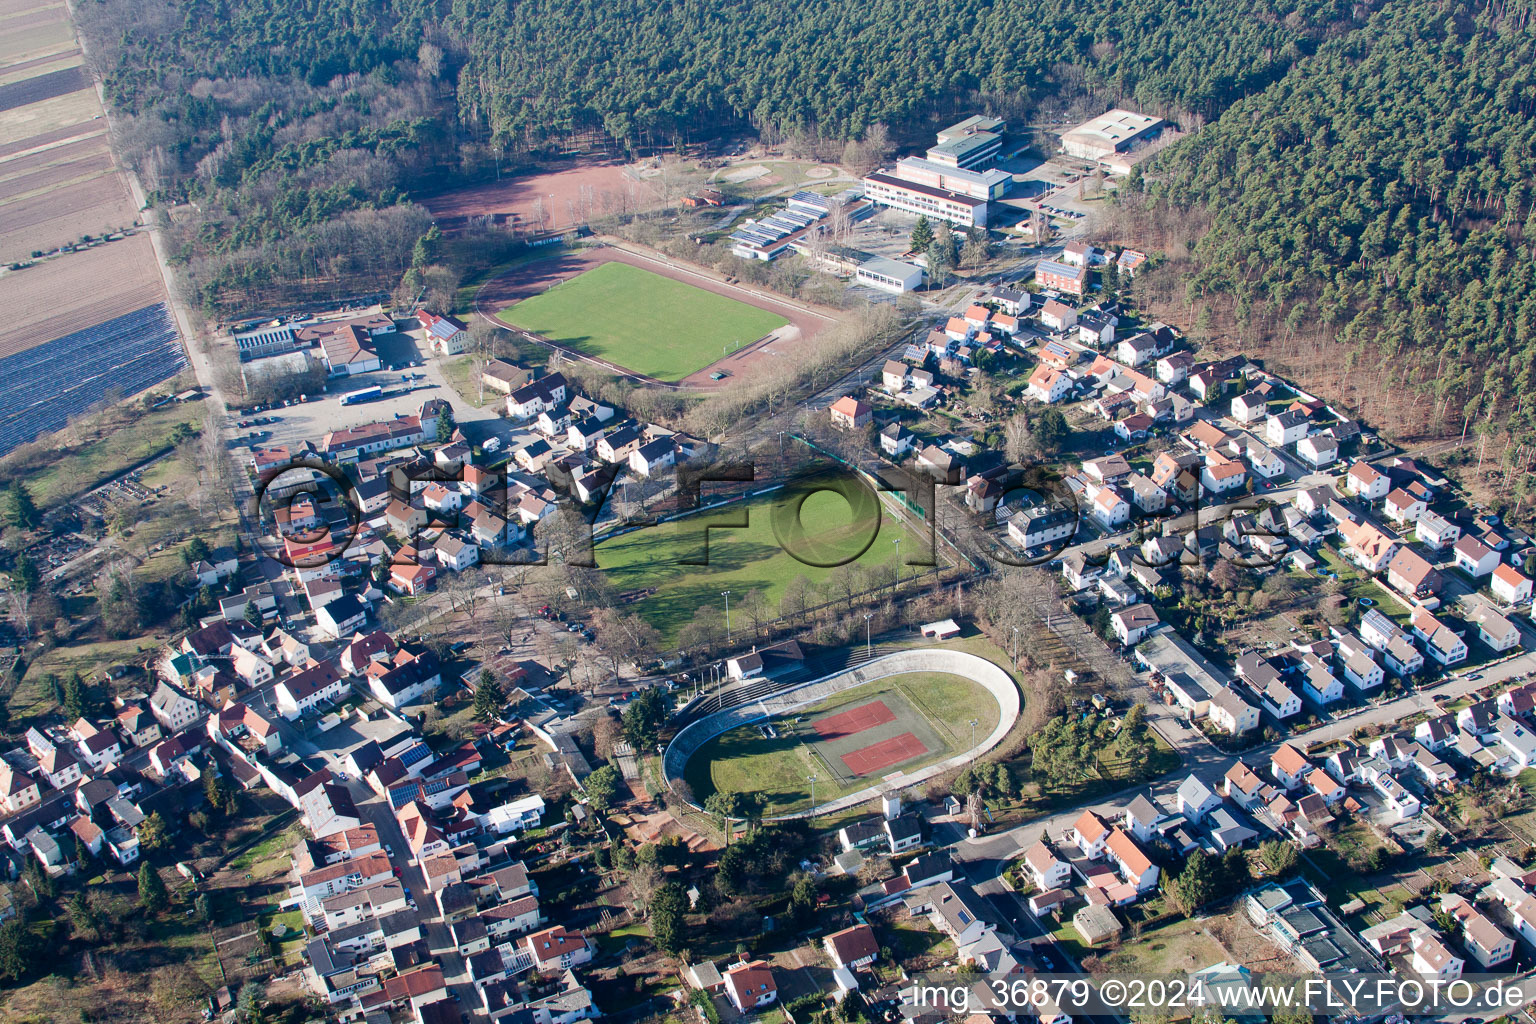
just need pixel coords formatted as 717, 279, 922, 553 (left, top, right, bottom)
841, 732, 929, 775
814, 699, 896, 740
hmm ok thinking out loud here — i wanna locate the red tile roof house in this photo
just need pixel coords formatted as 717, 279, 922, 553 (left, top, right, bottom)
1492, 563, 1533, 605
829, 396, 871, 430
824, 923, 880, 969
391, 562, 436, 596
724, 960, 778, 1013
525, 924, 593, 970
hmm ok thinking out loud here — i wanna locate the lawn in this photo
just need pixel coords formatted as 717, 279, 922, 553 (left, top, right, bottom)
11, 636, 162, 721
0, 401, 200, 505
1096, 915, 1230, 974
683, 671, 996, 816
496, 261, 788, 381
595, 489, 937, 645
440, 355, 492, 408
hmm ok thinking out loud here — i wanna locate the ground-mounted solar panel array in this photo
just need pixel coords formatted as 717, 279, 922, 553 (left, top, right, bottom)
0, 303, 186, 457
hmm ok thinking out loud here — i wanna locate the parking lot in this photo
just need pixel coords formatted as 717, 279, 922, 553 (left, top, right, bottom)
234, 325, 522, 455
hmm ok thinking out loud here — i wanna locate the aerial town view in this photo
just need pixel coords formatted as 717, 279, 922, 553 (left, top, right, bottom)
1, 1, 1535, 1022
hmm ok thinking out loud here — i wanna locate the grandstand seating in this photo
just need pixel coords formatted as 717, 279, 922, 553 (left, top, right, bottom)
0, 303, 186, 457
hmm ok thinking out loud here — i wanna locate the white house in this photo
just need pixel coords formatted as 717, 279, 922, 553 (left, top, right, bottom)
1071, 810, 1110, 858
273, 662, 346, 719
1209, 685, 1259, 735
1476, 608, 1521, 653
1416, 511, 1460, 551
1201, 455, 1247, 495
315, 596, 368, 641
1039, 300, 1077, 332
629, 439, 679, 479
1383, 488, 1427, 525
1229, 392, 1267, 424
149, 682, 199, 733
1027, 366, 1071, 404
1454, 535, 1500, 577
1090, 487, 1130, 529
1176, 775, 1222, 823
1266, 410, 1308, 447
1111, 603, 1158, 646
1105, 828, 1159, 892
1346, 462, 1391, 501
1023, 840, 1072, 892
1270, 744, 1311, 791
723, 961, 777, 1014
1412, 610, 1468, 666
1492, 563, 1533, 605
1296, 433, 1339, 469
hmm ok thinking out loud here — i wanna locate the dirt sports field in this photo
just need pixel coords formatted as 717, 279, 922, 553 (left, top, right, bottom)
476, 243, 836, 388
419, 160, 665, 232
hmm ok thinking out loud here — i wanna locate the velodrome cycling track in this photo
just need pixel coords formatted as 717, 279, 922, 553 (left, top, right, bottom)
663, 647, 1021, 821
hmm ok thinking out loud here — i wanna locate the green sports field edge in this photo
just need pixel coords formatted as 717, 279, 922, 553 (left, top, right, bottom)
684, 672, 1000, 817
496, 261, 788, 381
594, 489, 941, 647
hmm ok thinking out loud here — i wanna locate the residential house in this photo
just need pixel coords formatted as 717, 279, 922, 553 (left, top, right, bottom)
824, 925, 879, 970
1039, 300, 1077, 332
1337, 518, 1401, 574
1412, 610, 1468, 666
1296, 434, 1339, 469
1492, 563, 1533, 605
1157, 353, 1194, 385
1071, 810, 1110, 858
1104, 827, 1159, 892
1347, 463, 1391, 501
1123, 794, 1161, 842
1271, 744, 1311, 791
1209, 685, 1259, 735
1475, 607, 1521, 653
149, 682, 198, 733
1201, 454, 1247, 495
1230, 391, 1268, 424
116, 706, 161, 748
0, 766, 39, 815
525, 925, 593, 972
273, 661, 346, 719
1177, 775, 1222, 823
879, 423, 916, 458
1023, 840, 1072, 892
1266, 410, 1309, 447
1386, 547, 1441, 599
723, 961, 777, 1014
1384, 488, 1428, 525
1416, 511, 1461, 551
829, 396, 872, 430
1111, 604, 1159, 646
1224, 762, 1273, 811
1027, 366, 1070, 404
1454, 535, 1499, 577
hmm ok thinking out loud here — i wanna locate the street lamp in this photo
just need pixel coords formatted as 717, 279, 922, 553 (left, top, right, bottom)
1012, 625, 1019, 664
808, 774, 817, 809
968, 718, 978, 748
864, 612, 873, 660
721, 590, 732, 643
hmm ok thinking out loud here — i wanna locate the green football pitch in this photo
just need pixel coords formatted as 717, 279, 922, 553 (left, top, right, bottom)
683, 672, 999, 816
496, 261, 789, 382
594, 489, 939, 646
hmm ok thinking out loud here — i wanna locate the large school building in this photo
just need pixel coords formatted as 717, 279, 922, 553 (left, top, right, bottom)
861, 115, 1014, 227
